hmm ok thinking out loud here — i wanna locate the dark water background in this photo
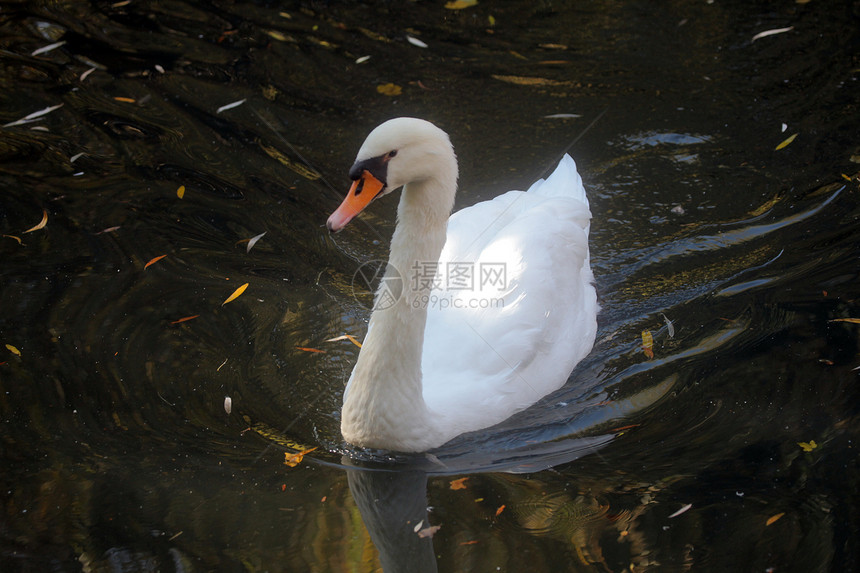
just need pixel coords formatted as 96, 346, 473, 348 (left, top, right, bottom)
1, 0, 859, 571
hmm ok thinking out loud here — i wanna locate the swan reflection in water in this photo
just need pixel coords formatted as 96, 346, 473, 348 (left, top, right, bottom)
343, 432, 614, 573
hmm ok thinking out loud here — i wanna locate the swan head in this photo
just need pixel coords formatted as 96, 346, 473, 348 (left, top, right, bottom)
327, 118, 458, 232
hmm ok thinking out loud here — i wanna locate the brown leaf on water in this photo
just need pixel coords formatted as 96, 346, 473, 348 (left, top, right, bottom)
356, 27, 390, 43
144, 254, 167, 269
377, 83, 402, 96
284, 447, 317, 467
325, 334, 363, 348
259, 141, 320, 181
766, 512, 785, 526
24, 210, 48, 233
641, 330, 654, 359
748, 193, 781, 217
608, 424, 641, 434
830, 318, 860, 324
95, 226, 120, 235
2, 234, 22, 244
495, 504, 506, 517
222, 282, 249, 306
449, 477, 469, 490
170, 315, 199, 324
492, 74, 573, 87
114, 96, 136, 103
296, 347, 326, 354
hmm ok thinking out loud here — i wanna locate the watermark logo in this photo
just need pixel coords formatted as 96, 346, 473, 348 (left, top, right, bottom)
351, 260, 507, 311
351, 259, 403, 311
410, 261, 508, 292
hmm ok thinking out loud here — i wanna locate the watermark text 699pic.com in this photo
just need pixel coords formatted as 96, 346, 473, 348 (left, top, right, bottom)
351, 260, 509, 311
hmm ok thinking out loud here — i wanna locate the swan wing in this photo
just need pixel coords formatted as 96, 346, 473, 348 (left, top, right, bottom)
421, 155, 597, 435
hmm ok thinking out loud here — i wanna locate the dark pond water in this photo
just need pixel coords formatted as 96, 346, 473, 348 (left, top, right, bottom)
2, 0, 859, 571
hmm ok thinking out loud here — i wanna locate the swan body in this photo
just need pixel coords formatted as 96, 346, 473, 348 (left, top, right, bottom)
327, 118, 597, 452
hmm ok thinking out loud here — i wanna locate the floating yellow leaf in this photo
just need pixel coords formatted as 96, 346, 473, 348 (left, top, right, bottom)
766, 512, 785, 526
114, 96, 136, 103
641, 330, 654, 359
775, 133, 797, 150
222, 282, 249, 306
177, 185, 185, 199
5, 344, 21, 356
798, 440, 818, 452
445, 0, 478, 9
488, 15, 496, 26
144, 254, 167, 269
265, 29, 289, 42
830, 318, 860, 324
2, 234, 22, 244
284, 447, 317, 467
24, 210, 47, 233
449, 477, 469, 490
325, 334, 363, 348
376, 83, 402, 96
749, 193, 781, 217
495, 504, 506, 516
259, 141, 321, 181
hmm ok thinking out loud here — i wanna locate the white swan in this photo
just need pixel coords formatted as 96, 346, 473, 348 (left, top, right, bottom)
327, 118, 597, 452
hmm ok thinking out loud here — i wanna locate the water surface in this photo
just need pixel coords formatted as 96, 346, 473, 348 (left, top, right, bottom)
1, 0, 859, 571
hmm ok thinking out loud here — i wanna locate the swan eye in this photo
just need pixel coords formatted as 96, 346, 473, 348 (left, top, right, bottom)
386, 150, 397, 159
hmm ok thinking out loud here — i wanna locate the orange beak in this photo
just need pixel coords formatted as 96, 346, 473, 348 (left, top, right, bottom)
327, 170, 386, 232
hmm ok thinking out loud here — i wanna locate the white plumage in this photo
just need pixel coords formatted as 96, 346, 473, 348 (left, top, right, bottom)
328, 118, 597, 452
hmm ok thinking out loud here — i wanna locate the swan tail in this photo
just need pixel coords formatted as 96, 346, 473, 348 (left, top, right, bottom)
527, 154, 588, 207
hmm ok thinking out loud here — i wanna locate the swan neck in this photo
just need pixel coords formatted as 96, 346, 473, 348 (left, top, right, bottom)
340, 173, 457, 451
